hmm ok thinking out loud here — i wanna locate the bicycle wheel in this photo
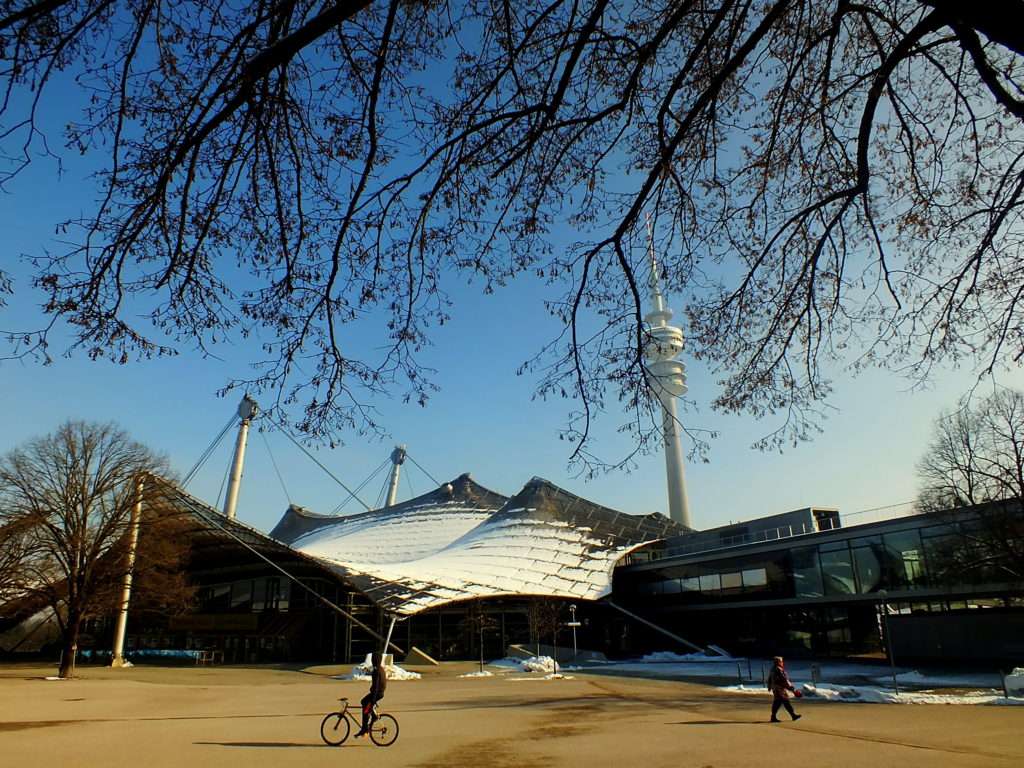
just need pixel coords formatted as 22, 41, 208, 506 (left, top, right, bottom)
320, 712, 350, 746
369, 713, 399, 747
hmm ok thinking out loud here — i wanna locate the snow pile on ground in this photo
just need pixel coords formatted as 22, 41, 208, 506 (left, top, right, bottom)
1005, 668, 1024, 696
338, 659, 421, 681
723, 683, 1024, 706
519, 655, 560, 673
640, 651, 736, 663
459, 670, 494, 678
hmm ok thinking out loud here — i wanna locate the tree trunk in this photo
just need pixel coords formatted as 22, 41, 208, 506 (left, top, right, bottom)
58, 609, 81, 679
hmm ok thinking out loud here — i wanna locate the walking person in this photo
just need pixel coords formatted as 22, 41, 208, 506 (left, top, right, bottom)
767, 656, 802, 722
355, 651, 388, 738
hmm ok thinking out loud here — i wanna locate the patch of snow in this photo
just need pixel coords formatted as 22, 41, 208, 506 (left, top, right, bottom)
519, 655, 560, 673
722, 683, 1024, 706
341, 657, 422, 681
1005, 669, 1024, 696
639, 651, 738, 663
459, 670, 494, 678
44, 676, 66, 681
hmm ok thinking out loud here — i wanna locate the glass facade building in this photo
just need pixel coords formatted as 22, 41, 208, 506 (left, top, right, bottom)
614, 501, 1024, 660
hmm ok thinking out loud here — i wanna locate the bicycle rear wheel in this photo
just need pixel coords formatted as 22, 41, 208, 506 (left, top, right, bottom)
369, 713, 399, 747
320, 712, 350, 746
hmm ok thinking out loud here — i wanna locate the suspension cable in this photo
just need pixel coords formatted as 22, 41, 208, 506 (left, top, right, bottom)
331, 457, 391, 515
405, 452, 441, 487
261, 430, 292, 504
182, 412, 239, 488
264, 415, 372, 511
214, 451, 233, 510
374, 471, 389, 510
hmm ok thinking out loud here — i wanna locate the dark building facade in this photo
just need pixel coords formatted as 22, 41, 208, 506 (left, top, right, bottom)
614, 501, 1024, 663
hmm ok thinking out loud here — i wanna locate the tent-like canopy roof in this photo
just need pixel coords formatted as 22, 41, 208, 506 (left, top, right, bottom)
277, 475, 688, 615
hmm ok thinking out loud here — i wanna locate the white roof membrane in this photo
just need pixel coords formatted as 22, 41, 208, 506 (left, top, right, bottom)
274, 475, 687, 615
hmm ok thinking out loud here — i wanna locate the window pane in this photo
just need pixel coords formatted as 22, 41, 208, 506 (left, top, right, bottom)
791, 548, 823, 598
922, 532, 961, 584
742, 568, 768, 587
721, 572, 742, 590
681, 577, 700, 592
662, 578, 681, 594
265, 578, 281, 609
231, 580, 253, 610
699, 574, 721, 592
882, 530, 927, 588
820, 547, 856, 595
853, 546, 882, 593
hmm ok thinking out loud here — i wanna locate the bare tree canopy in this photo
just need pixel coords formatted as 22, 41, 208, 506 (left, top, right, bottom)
918, 388, 1024, 509
2, 1, 1023, 465
916, 389, 1024, 581
0, 421, 188, 677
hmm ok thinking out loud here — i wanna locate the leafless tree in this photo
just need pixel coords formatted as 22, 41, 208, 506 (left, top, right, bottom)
918, 389, 1024, 510
2, 2, 1023, 468
459, 600, 499, 672
0, 421, 190, 677
917, 389, 1024, 581
0, 517, 33, 599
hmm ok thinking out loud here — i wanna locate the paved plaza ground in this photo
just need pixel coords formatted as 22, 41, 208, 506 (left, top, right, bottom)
1, 661, 1021, 768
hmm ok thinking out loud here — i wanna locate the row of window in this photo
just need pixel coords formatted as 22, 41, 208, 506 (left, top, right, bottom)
653, 567, 768, 595
630, 520, 1019, 601
197, 577, 291, 612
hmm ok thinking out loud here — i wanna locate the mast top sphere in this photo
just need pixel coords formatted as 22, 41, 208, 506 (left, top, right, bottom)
238, 395, 259, 421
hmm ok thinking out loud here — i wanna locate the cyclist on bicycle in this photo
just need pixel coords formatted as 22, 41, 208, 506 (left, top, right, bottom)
355, 651, 387, 737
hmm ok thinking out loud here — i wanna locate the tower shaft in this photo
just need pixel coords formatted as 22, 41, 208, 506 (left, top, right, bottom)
644, 214, 693, 528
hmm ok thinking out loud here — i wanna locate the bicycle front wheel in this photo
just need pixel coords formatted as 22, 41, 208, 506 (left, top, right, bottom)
320, 712, 350, 746
369, 713, 399, 747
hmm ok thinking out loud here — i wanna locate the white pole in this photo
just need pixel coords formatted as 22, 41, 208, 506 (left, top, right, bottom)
658, 391, 692, 527
111, 476, 145, 667
570, 604, 578, 662
384, 446, 406, 508
383, 615, 398, 662
223, 396, 259, 520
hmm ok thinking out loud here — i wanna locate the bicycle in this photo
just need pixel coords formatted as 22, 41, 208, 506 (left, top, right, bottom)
320, 697, 399, 747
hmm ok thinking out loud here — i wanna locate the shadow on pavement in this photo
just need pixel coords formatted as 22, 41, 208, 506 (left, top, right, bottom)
194, 741, 330, 749
669, 719, 768, 725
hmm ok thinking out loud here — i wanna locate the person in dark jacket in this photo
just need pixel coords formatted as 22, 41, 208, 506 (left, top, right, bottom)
355, 651, 388, 737
766, 656, 802, 722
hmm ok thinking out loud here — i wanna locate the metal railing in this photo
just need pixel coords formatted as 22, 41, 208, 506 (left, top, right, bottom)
629, 501, 921, 563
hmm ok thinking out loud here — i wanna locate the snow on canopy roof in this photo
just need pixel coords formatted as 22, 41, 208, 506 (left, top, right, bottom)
269, 473, 508, 563
292, 476, 688, 615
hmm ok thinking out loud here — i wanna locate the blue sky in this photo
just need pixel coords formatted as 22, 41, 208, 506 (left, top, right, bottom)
3, 50, 1023, 536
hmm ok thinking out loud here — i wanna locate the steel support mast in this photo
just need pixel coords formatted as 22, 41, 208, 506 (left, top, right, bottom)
223, 395, 259, 520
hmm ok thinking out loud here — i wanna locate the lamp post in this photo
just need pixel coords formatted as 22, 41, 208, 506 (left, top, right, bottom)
567, 604, 580, 663
878, 590, 899, 695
